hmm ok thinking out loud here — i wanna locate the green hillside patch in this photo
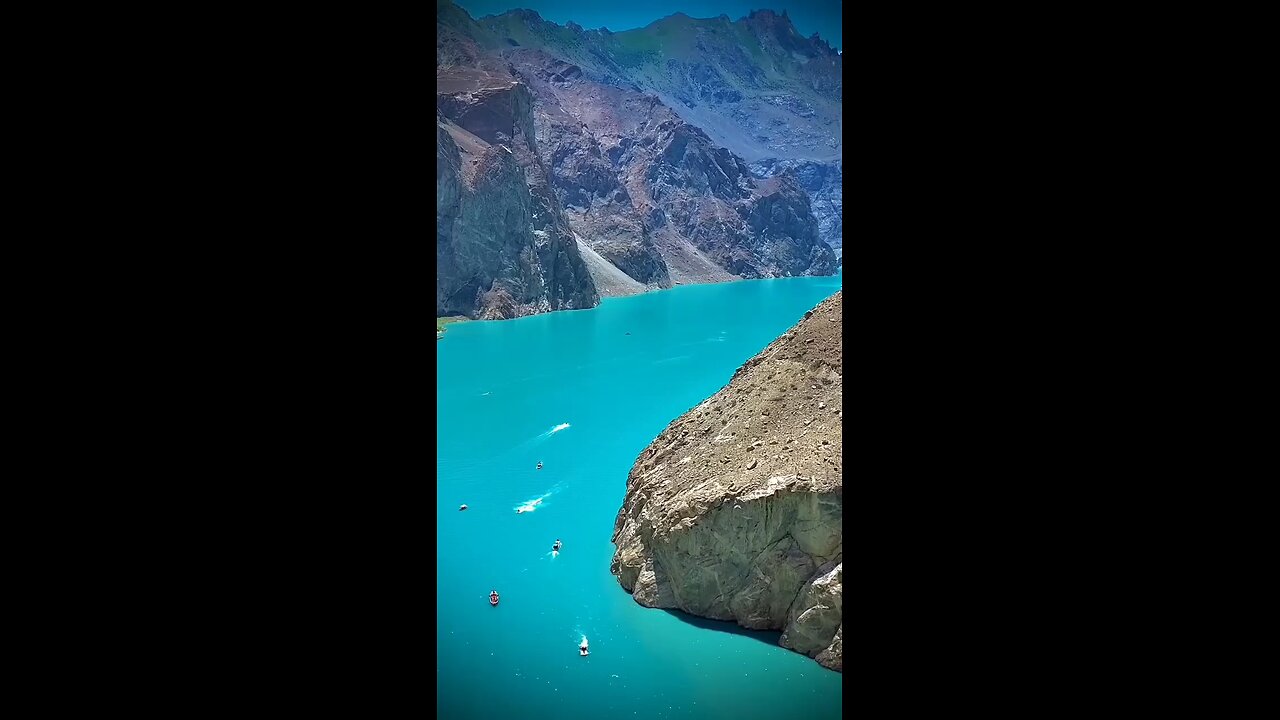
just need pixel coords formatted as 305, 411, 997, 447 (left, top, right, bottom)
610, 31, 663, 68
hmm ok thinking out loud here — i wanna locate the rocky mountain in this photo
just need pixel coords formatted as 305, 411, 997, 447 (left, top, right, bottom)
436, 59, 599, 318
749, 158, 842, 263
437, 0, 841, 310
610, 292, 842, 670
467, 6, 842, 164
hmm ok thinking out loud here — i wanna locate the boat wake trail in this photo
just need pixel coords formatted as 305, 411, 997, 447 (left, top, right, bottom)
516, 422, 572, 449
514, 497, 544, 514
497, 422, 573, 457
514, 487, 557, 514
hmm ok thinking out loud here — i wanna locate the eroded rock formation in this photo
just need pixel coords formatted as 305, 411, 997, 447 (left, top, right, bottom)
436, 32, 599, 318
749, 158, 842, 264
611, 292, 842, 670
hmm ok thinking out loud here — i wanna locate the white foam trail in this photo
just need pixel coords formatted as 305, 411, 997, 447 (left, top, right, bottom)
523, 422, 571, 444
514, 489, 555, 514
515, 498, 542, 513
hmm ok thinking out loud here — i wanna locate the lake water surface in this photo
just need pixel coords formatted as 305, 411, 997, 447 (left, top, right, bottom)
437, 274, 843, 719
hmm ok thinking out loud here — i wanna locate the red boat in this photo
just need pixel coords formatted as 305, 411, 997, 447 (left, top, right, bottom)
489, 591, 499, 606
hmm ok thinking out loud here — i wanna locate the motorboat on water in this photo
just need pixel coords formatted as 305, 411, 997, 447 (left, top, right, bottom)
489, 591, 499, 606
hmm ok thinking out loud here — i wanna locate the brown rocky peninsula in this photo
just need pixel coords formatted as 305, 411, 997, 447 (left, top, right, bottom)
611, 291, 842, 670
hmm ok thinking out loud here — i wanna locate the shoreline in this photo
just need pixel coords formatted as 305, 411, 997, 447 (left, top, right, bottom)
436, 316, 468, 339
436, 271, 843, 329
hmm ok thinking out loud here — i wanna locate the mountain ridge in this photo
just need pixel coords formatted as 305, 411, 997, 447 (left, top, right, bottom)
437, 0, 841, 316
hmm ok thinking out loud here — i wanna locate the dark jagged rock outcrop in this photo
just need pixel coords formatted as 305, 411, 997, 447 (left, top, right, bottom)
750, 158, 843, 262
436, 56, 599, 318
611, 292, 843, 670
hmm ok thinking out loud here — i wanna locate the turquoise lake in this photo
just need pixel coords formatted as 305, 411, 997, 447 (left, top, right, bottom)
437, 274, 843, 719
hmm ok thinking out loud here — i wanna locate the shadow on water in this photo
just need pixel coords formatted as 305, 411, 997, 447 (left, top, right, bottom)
660, 609, 783, 647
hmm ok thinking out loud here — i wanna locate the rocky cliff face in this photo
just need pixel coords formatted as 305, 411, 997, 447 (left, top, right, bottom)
750, 158, 842, 263
517, 53, 671, 293
437, 0, 839, 305
436, 31, 599, 318
610, 292, 842, 670
509, 47, 835, 284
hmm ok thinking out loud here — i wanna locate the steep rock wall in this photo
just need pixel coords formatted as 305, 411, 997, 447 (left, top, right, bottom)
611, 291, 843, 670
436, 67, 599, 318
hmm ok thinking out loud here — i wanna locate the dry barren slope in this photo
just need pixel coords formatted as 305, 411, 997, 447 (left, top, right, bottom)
611, 290, 842, 670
